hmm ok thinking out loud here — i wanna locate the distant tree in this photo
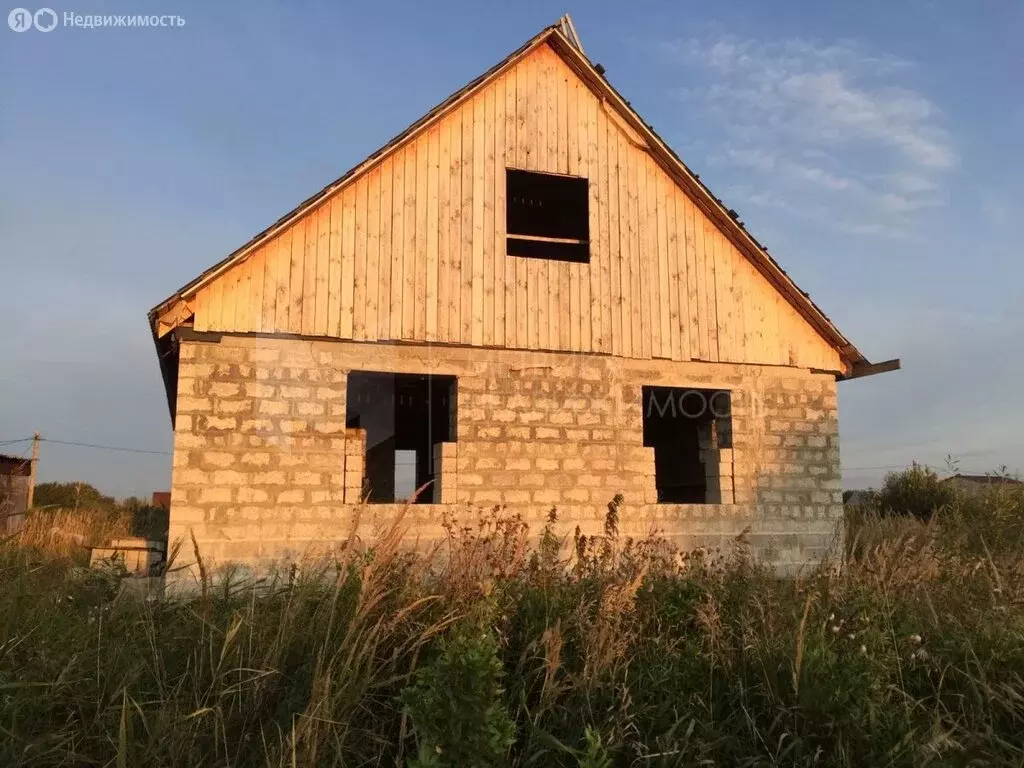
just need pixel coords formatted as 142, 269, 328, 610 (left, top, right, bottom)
876, 463, 956, 521
32, 481, 117, 512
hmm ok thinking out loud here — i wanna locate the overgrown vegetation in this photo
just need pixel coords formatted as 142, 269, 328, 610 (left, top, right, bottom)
2, 473, 1024, 766
31, 481, 169, 540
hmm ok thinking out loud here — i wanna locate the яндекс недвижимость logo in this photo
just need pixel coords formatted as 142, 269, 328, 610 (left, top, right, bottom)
8, 7, 57, 31
8, 8, 184, 31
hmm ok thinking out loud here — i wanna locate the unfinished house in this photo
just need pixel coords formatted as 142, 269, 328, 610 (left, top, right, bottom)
149, 16, 898, 578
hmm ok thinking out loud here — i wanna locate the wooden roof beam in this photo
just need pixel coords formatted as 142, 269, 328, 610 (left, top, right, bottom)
837, 358, 901, 381
155, 298, 193, 338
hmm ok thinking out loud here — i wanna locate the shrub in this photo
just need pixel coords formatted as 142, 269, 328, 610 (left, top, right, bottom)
402, 626, 516, 767
875, 462, 956, 520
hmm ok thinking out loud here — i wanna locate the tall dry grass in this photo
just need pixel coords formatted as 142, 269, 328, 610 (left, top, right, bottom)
1, 482, 1023, 766
11, 506, 132, 558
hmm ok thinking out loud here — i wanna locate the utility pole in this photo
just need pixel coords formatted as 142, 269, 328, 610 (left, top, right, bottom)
26, 433, 39, 509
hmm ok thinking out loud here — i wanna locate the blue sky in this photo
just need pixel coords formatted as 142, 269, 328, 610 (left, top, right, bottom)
1, 0, 1021, 497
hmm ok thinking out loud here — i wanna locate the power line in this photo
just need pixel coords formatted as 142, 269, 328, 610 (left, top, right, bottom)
0, 437, 34, 446
37, 438, 171, 456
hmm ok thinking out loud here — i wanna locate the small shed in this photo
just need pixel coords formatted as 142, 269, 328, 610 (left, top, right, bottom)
943, 474, 1023, 496
0, 454, 32, 535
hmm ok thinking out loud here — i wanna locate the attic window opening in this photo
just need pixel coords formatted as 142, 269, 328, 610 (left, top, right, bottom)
345, 372, 457, 504
506, 168, 589, 263
642, 386, 733, 504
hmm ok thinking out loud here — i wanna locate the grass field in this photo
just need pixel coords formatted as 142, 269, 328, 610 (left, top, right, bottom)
3, 478, 1024, 766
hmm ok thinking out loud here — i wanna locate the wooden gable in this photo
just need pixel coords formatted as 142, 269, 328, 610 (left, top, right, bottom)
162, 35, 851, 373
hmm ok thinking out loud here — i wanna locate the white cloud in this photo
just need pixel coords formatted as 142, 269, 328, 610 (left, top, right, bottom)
660, 34, 954, 237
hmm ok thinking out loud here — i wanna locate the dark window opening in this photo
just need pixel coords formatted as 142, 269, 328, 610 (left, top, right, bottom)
506, 168, 589, 263
642, 386, 732, 504
345, 372, 456, 503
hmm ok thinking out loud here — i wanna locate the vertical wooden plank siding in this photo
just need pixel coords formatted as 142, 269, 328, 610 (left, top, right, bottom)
502, 72, 517, 347
639, 154, 654, 359
377, 156, 393, 340
514, 61, 529, 348
293, 215, 310, 334
390, 147, 406, 340
482, 88, 495, 347
493, 80, 507, 348
222, 263, 238, 334
260, 239, 276, 333
566, 75, 580, 353
534, 52, 550, 349
273, 229, 291, 332
605, 110, 621, 357
403, 142, 418, 339
413, 136, 429, 340
190, 43, 844, 372
664, 179, 681, 360
316, 198, 333, 336
655, 163, 670, 358
461, 102, 475, 345
448, 111, 463, 343
353, 176, 368, 340
426, 127, 440, 342
437, 123, 451, 344
327, 199, 343, 336
584, 86, 600, 352
703, 216, 720, 361
365, 167, 380, 340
